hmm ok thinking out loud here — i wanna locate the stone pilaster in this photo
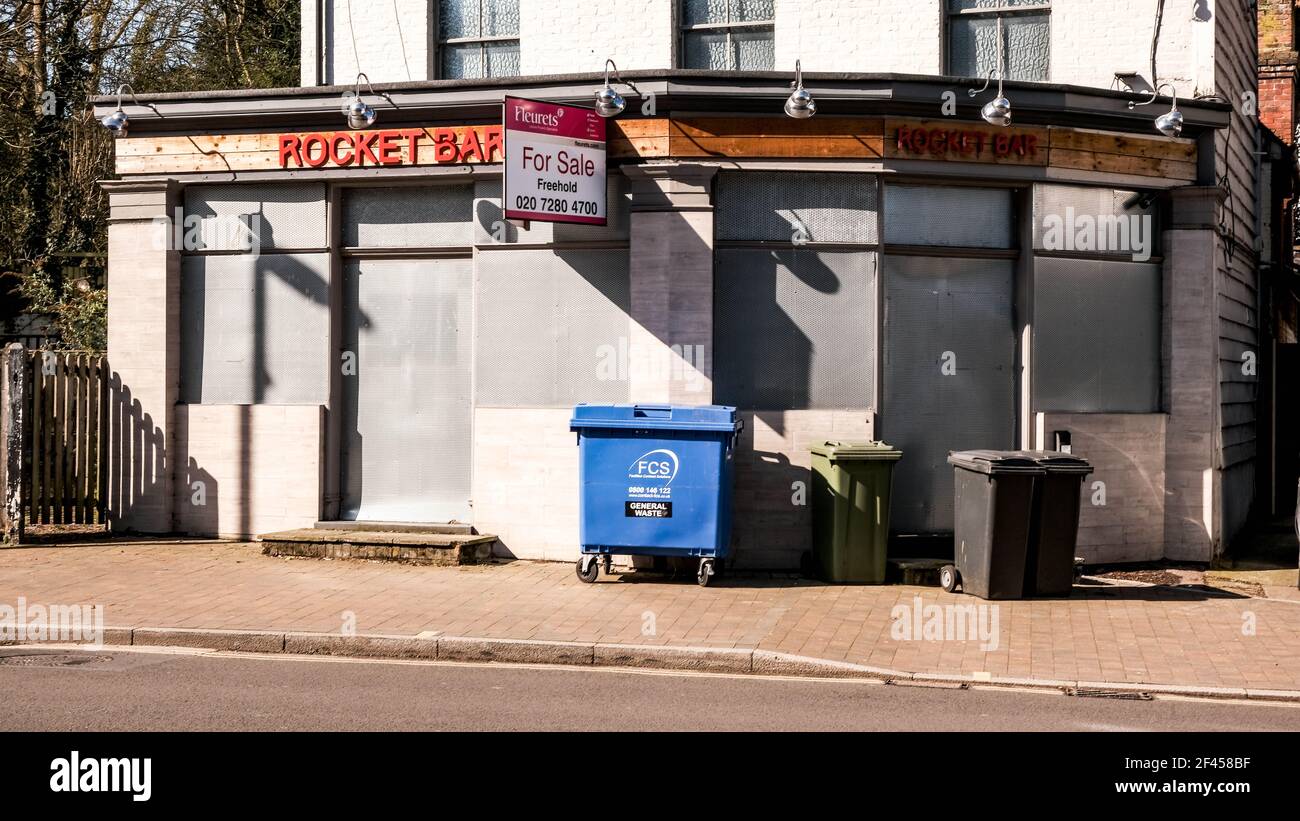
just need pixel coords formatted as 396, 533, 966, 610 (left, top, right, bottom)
622, 164, 717, 405
104, 179, 181, 533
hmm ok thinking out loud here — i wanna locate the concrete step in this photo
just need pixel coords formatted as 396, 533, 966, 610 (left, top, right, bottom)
258, 528, 496, 566
312, 520, 475, 535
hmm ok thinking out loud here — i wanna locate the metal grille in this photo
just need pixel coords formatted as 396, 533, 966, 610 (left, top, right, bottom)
343, 185, 474, 247
1033, 257, 1161, 412
716, 172, 879, 244
180, 253, 331, 404
475, 249, 632, 406
341, 257, 473, 521
884, 184, 1013, 248
882, 255, 1015, 533
472, 177, 630, 244
1032, 184, 1159, 255
183, 183, 327, 251
714, 249, 875, 409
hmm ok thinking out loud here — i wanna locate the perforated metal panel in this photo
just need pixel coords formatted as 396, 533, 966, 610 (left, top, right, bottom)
183, 183, 326, 251
1032, 184, 1159, 255
884, 184, 1013, 248
341, 258, 473, 521
1033, 257, 1160, 412
180, 253, 331, 404
343, 185, 473, 247
472, 177, 631, 244
475, 249, 631, 406
882, 255, 1016, 534
716, 172, 879, 244
714, 249, 875, 409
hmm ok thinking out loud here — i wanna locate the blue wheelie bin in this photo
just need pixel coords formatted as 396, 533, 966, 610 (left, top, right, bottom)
570, 404, 743, 586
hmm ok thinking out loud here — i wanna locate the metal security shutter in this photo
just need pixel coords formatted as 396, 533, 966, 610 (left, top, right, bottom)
1032, 184, 1158, 253
475, 249, 631, 407
341, 258, 473, 521
180, 253, 331, 404
183, 183, 327, 250
472, 177, 631, 245
714, 248, 875, 409
715, 172, 879, 243
343, 185, 474, 247
884, 184, 1013, 248
883, 255, 1016, 533
1033, 257, 1161, 412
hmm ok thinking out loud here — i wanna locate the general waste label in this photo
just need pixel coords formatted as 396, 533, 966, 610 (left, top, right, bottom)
626, 501, 672, 518
503, 96, 607, 226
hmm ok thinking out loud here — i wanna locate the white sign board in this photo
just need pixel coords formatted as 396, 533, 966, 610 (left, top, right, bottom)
503, 96, 607, 226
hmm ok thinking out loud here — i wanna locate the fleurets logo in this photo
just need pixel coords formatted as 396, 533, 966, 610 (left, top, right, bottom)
628, 449, 679, 485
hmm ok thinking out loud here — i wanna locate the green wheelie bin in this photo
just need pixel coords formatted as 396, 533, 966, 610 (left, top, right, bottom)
810, 441, 902, 583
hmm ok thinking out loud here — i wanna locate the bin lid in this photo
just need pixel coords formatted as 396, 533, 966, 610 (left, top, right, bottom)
947, 449, 1043, 474
811, 440, 901, 461
569, 403, 740, 433
1014, 449, 1093, 475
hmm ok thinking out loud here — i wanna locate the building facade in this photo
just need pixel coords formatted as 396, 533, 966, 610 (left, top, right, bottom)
95, 1, 1293, 567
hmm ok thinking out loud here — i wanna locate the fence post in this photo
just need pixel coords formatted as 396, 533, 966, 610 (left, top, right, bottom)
2, 343, 25, 543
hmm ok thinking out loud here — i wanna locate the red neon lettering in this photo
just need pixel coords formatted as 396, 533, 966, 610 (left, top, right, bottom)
403, 129, 424, 164
460, 129, 483, 163
432, 129, 458, 163
353, 131, 379, 165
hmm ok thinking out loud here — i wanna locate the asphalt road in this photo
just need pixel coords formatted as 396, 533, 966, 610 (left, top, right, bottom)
2, 646, 1298, 731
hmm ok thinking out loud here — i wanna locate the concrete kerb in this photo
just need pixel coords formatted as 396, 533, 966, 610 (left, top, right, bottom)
65, 626, 1300, 703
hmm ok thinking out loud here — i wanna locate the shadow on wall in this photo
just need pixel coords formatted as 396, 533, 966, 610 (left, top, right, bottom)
104, 370, 168, 534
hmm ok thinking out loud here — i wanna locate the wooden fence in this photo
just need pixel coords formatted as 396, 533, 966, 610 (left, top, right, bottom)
24, 350, 108, 525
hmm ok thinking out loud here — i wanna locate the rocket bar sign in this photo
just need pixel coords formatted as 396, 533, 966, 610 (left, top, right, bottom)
504, 96, 607, 226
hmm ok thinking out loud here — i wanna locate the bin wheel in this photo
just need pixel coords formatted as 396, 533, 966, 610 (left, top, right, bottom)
697, 559, 715, 587
939, 564, 960, 593
576, 558, 599, 584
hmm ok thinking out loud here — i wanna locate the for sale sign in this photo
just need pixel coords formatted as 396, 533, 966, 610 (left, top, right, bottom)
503, 96, 607, 226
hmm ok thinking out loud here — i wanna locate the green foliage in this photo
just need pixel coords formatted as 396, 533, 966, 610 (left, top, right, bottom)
0, 1, 299, 351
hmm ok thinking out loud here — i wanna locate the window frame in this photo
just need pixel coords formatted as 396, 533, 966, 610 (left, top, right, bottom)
677, 0, 776, 71
434, 0, 521, 80
943, 0, 1052, 82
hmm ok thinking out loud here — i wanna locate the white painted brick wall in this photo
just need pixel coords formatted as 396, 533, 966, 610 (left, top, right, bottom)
313, 0, 1224, 95
774, 0, 942, 75
521, 0, 674, 75
326, 0, 430, 84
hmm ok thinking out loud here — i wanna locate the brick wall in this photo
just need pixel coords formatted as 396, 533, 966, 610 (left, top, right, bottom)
310, 0, 1219, 91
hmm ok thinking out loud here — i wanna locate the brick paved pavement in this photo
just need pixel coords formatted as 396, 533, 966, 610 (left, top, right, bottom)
2, 540, 1298, 690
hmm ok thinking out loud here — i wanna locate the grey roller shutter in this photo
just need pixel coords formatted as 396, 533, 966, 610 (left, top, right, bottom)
180, 253, 331, 404
882, 255, 1016, 533
714, 248, 875, 409
475, 248, 632, 407
341, 257, 474, 521
1033, 257, 1161, 412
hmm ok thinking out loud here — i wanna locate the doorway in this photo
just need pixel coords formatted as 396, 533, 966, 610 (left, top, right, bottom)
340, 257, 473, 521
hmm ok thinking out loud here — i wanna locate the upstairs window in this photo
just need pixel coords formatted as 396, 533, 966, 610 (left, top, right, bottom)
947, 1, 1050, 82
438, 0, 520, 79
680, 0, 775, 70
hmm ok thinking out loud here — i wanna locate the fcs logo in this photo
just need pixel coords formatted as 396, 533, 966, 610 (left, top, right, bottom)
628, 449, 679, 485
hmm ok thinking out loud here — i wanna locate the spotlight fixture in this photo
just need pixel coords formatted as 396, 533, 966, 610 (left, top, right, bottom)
967, 17, 1011, 127
595, 59, 627, 118
1128, 82, 1183, 138
784, 60, 816, 119
346, 73, 378, 130
100, 84, 145, 137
